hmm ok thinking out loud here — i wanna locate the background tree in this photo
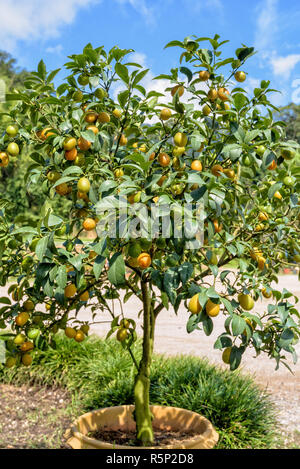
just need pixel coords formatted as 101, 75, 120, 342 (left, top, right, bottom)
0, 36, 300, 447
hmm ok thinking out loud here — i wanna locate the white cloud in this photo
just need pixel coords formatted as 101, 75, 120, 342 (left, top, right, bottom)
46, 45, 63, 55
270, 54, 300, 78
115, 0, 155, 25
183, 0, 223, 14
254, 0, 278, 51
0, 0, 156, 52
0, 0, 99, 51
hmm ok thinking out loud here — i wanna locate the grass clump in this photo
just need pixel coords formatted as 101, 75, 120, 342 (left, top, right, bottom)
0, 334, 278, 449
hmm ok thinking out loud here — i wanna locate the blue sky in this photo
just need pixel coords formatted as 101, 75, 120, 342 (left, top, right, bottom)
0, 0, 299, 106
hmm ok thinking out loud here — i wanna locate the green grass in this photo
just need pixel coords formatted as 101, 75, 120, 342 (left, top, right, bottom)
0, 334, 279, 449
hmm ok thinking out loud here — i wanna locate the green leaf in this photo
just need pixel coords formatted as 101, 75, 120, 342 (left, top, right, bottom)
35, 236, 49, 261
115, 63, 129, 84
164, 40, 184, 49
56, 265, 67, 289
231, 314, 246, 336
93, 255, 106, 281
234, 93, 246, 111
108, 253, 126, 285
179, 66, 193, 83
268, 182, 282, 199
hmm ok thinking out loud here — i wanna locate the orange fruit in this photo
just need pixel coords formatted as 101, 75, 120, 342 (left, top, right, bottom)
211, 164, 223, 176
213, 219, 223, 233
137, 252, 151, 269
15, 312, 29, 327
40, 127, 54, 140
64, 284, 77, 298
235, 71, 246, 82
84, 112, 98, 123
174, 132, 188, 147
87, 125, 99, 134
202, 104, 211, 116
22, 354, 33, 366
149, 152, 155, 161
257, 256, 266, 270
117, 328, 128, 342
223, 168, 235, 179
206, 299, 220, 317
83, 218, 97, 231
23, 300, 34, 311
199, 70, 210, 81
207, 89, 218, 101
218, 88, 230, 101
171, 85, 184, 97
268, 160, 277, 170
188, 294, 202, 314
160, 108, 172, 120
77, 177, 90, 193
119, 134, 127, 146
222, 347, 232, 364
55, 183, 71, 196
65, 327, 76, 339
80, 291, 89, 302
158, 152, 170, 167
0, 152, 9, 167
191, 160, 202, 171
98, 112, 110, 123
74, 330, 85, 342
63, 137, 77, 151
78, 137, 91, 151
20, 341, 34, 352
65, 147, 77, 161
113, 108, 122, 118
262, 287, 272, 299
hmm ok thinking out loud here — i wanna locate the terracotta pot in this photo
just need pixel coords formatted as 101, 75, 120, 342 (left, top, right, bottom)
65, 405, 219, 449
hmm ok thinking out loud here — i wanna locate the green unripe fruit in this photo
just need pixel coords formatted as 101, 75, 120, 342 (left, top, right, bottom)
7, 142, 20, 156
73, 90, 83, 102
6, 125, 18, 137
77, 74, 89, 86
128, 243, 142, 258
27, 328, 40, 340
140, 238, 152, 250
95, 88, 107, 100
255, 145, 266, 157
283, 176, 294, 187
14, 333, 26, 345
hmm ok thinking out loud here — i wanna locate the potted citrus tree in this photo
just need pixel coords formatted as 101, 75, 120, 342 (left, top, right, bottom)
0, 34, 300, 448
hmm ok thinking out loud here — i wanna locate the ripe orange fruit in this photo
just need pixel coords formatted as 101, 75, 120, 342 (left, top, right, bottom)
15, 312, 29, 327
63, 137, 77, 151
137, 252, 151, 269
114, 168, 124, 178
273, 191, 282, 200
65, 327, 76, 338
87, 125, 99, 134
191, 160, 202, 171
188, 294, 202, 314
78, 137, 91, 151
218, 88, 230, 101
98, 112, 110, 123
158, 152, 170, 167
84, 112, 98, 123
157, 175, 167, 186
20, 341, 34, 352
213, 219, 223, 233
64, 284, 77, 298
83, 218, 97, 231
223, 168, 235, 180
0, 152, 9, 167
22, 354, 33, 366
211, 164, 223, 177
257, 256, 266, 270
65, 147, 78, 161
149, 152, 155, 161
174, 132, 188, 147
171, 85, 184, 97
234, 71, 246, 82
55, 183, 71, 196
80, 291, 89, 302
206, 299, 220, 317
258, 212, 268, 222
119, 134, 128, 146
207, 89, 218, 101
74, 330, 85, 342
199, 70, 210, 81
77, 191, 89, 201
160, 108, 172, 120
268, 160, 277, 170
40, 127, 54, 140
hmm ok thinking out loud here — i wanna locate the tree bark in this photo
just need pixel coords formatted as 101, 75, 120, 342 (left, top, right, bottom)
133, 279, 155, 446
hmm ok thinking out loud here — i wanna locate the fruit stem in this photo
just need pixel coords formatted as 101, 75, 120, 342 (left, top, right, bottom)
133, 278, 155, 446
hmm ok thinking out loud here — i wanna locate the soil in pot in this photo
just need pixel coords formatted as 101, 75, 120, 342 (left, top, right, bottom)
89, 426, 200, 447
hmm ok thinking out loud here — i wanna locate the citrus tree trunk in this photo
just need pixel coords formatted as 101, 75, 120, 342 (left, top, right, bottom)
133, 279, 155, 446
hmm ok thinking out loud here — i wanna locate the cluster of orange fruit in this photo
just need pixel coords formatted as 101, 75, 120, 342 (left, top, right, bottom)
64, 324, 89, 342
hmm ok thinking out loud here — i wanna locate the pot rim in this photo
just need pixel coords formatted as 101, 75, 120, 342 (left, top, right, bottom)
66, 404, 219, 449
